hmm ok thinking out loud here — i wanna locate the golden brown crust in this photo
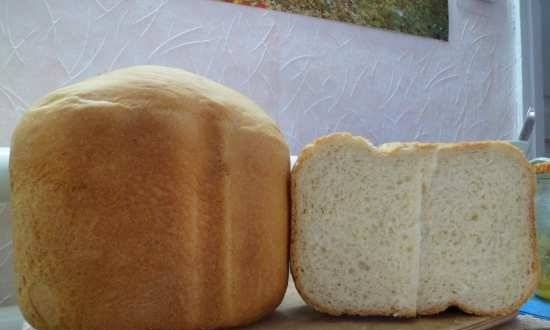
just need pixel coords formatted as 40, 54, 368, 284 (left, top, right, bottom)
533, 162, 550, 174
11, 66, 290, 330
290, 133, 539, 318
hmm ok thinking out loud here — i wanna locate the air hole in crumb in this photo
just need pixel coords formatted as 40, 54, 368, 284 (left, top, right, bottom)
358, 261, 370, 271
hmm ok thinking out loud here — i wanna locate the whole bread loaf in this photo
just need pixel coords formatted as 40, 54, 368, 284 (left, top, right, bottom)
10, 66, 290, 330
291, 133, 539, 317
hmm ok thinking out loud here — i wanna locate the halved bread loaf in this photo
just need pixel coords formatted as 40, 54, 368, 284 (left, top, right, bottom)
291, 133, 539, 317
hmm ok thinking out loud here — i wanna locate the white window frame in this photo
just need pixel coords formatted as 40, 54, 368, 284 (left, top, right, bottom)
520, 0, 545, 157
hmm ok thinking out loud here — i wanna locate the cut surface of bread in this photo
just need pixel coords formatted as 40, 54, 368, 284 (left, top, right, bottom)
291, 133, 538, 317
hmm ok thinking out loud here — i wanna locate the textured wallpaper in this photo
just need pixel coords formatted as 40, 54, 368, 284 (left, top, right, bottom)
0, 0, 521, 151
0, 203, 13, 306
0, 0, 521, 306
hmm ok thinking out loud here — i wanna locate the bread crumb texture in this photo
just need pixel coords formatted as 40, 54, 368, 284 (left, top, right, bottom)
291, 133, 538, 317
